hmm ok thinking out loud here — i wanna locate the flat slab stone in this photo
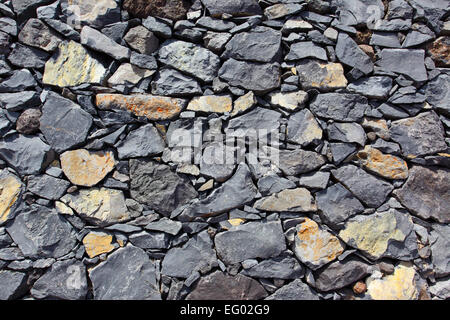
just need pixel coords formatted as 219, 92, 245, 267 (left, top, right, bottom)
377, 49, 428, 82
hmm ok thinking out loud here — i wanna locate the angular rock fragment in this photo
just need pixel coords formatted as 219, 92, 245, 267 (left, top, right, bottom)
294, 218, 345, 270
151, 68, 202, 97
377, 49, 427, 82
266, 279, 319, 300
186, 271, 267, 300
327, 122, 366, 146
316, 183, 364, 229
61, 188, 131, 226
145, 218, 182, 236
6, 205, 76, 259
268, 91, 308, 111
314, 256, 370, 292
43, 41, 108, 87
394, 166, 450, 224
336, 33, 373, 74
60, 0, 121, 28
81, 26, 130, 60
27, 174, 70, 200
107, 63, 155, 88
219, 59, 281, 93
16, 108, 41, 134
162, 230, 217, 278
0, 134, 52, 176
215, 220, 286, 264
0, 271, 28, 300
296, 59, 347, 91
264, 3, 305, 20
241, 253, 303, 279
222, 26, 281, 63
310, 93, 368, 121
18, 18, 62, 52
226, 107, 281, 136
430, 223, 450, 278
158, 40, 220, 82
0, 170, 23, 226
287, 109, 323, 146
130, 159, 198, 217
96, 94, 187, 120
201, 0, 262, 17
123, 0, 190, 20
423, 74, 450, 116
83, 231, 115, 258
129, 231, 170, 250
31, 259, 88, 300
356, 146, 408, 180
347, 76, 393, 99
286, 41, 327, 61
278, 149, 326, 176
254, 188, 317, 212
427, 36, 450, 67
89, 245, 161, 300
179, 163, 257, 220
187, 95, 232, 113
332, 164, 394, 208
117, 124, 165, 159
124, 25, 159, 56
60, 149, 115, 187
334, 0, 384, 26
339, 209, 418, 261
366, 262, 420, 300
389, 111, 447, 158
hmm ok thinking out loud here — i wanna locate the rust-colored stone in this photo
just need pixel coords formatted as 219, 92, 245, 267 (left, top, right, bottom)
428, 36, 450, 67
357, 146, 408, 180
353, 281, 367, 294
96, 94, 187, 120
123, 0, 190, 20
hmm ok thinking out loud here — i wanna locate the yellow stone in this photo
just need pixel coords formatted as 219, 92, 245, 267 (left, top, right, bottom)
43, 41, 107, 87
187, 96, 233, 113
231, 92, 256, 116
357, 146, 408, 180
0, 173, 22, 225
83, 231, 115, 258
198, 179, 214, 192
96, 94, 187, 120
55, 201, 74, 215
228, 218, 245, 227
60, 149, 115, 187
367, 263, 419, 300
294, 218, 345, 269
269, 91, 308, 111
308, 62, 347, 90
339, 211, 406, 260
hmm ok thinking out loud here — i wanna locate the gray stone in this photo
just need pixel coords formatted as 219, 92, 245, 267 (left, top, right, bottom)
257, 174, 296, 196
81, 26, 130, 60
310, 93, 368, 121
117, 124, 165, 160
7, 43, 50, 68
278, 149, 326, 176
404, 0, 447, 33
266, 279, 319, 300
130, 52, 158, 70
327, 122, 366, 146
145, 218, 182, 236
423, 73, 450, 116
336, 33, 373, 74
429, 277, 450, 299
179, 163, 257, 220
142, 16, 172, 38
219, 59, 281, 93
287, 109, 323, 146
204, 32, 232, 53
43, 18, 80, 42
226, 107, 281, 136
286, 41, 327, 61
386, 0, 414, 20
0, 69, 37, 92
377, 49, 427, 82
186, 271, 267, 300
430, 223, 450, 278
27, 174, 70, 200
402, 30, 434, 48
222, 26, 281, 63
0, 17, 17, 36
313, 256, 370, 292
151, 68, 202, 97
129, 231, 170, 250
18, 18, 62, 52
40, 92, 93, 153
196, 16, 236, 32
0, 271, 28, 300
1, 91, 42, 111
31, 259, 88, 300
215, 220, 286, 265
390, 111, 447, 157
333, 0, 384, 26
298, 171, 330, 190
200, 141, 236, 182
201, 0, 262, 17
6, 205, 76, 259
347, 76, 393, 99
332, 164, 394, 208
158, 40, 220, 82
101, 22, 129, 44
394, 166, 450, 224
296, 59, 348, 92
123, 26, 159, 56
330, 143, 358, 165
130, 159, 198, 217
0, 134, 52, 176
89, 245, 161, 300
264, 3, 305, 20
316, 183, 365, 229
370, 31, 402, 48
161, 230, 217, 278
241, 253, 303, 279
60, 0, 121, 29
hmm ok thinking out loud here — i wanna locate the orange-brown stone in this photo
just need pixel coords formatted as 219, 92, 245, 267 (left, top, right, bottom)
357, 146, 408, 180
428, 36, 450, 67
60, 149, 115, 187
96, 94, 187, 120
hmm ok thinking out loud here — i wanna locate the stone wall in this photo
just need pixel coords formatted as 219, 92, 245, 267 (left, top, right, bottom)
0, 0, 449, 300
